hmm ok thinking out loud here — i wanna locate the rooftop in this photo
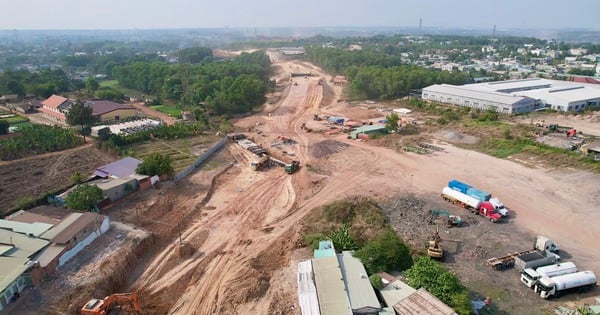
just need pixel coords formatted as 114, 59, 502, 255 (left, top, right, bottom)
394, 288, 457, 315
39, 212, 105, 245
423, 84, 533, 106
0, 219, 54, 238
93, 156, 142, 179
314, 240, 336, 258
297, 260, 320, 315
6, 210, 61, 225
84, 100, 135, 116
380, 278, 417, 307
313, 256, 352, 315
338, 251, 381, 313
0, 229, 49, 259
41, 94, 68, 109
0, 256, 31, 293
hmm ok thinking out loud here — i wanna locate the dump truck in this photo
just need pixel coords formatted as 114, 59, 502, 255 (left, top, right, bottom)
285, 160, 300, 174
514, 250, 561, 271
520, 262, 577, 289
448, 180, 508, 216
250, 155, 270, 171
441, 187, 501, 222
535, 271, 597, 299
81, 292, 141, 315
534, 235, 559, 253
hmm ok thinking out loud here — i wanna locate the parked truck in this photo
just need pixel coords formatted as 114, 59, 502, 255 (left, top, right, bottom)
250, 155, 270, 171
534, 235, 560, 253
514, 250, 561, 271
448, 180, 508, 216
535, 271, 597, 299
521, 262, 577, 289
441, 187, 501, 222
284, 160, 300, 174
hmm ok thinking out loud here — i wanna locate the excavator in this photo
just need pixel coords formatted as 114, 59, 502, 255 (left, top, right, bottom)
80, 292, 141, 315
429, 210, 462, 228
426, 226, 444, 260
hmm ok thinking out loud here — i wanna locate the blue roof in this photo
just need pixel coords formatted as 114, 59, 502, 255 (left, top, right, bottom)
314, 240, 336, 258
94, 157, 142, 178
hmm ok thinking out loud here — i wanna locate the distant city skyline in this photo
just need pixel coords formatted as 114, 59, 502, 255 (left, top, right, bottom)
2, 0, 599, 31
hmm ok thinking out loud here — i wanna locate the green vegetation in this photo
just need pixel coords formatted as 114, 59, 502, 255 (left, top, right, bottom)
0, 120, 8, 135
150, 105, 182, 118
1, 115, 29, 124
369, 274, 384, 290
404, 256, 471, 315
0, 124, 83, 160
65, 184, 104, 211
136, 152, 175, 177
0, 69, 77, 98
354, 229, 413, 273
66, 101, 97, 142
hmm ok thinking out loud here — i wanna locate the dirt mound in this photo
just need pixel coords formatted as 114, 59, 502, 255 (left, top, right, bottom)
433, 130, 479, 144
309, 140, 350, 158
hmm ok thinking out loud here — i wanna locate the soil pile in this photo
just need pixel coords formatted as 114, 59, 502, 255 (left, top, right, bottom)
309, 140, 350, 158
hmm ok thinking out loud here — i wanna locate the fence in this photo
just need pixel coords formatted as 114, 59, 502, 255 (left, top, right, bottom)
173, 136, 228, 181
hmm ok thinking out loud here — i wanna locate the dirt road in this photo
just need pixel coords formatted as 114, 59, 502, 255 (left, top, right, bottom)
108, 53, 600, 314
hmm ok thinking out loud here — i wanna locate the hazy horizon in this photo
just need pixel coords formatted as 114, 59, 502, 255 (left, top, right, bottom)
2, 0, 599, 31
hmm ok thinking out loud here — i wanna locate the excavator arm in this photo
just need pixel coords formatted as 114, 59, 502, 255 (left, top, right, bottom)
81, 292, 141, 315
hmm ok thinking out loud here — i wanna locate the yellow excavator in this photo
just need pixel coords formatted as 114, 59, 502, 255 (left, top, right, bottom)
427, 226, 444, 260
80, 292, 141, 315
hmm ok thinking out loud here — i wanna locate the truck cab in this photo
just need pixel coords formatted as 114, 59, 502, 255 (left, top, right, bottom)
489, 197, 509, 217
521, 268, 542, 288
534, 236, 559, 253
480, 202, 501, 222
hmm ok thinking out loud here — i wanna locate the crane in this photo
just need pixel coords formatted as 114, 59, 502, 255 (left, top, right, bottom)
80, 292, 141, 315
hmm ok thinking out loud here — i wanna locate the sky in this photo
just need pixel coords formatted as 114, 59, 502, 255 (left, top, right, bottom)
1, 0, 599, 31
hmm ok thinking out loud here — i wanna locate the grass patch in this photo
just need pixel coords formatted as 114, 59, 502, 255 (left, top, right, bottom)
99, 80, 118, 88
3, 115, 29, 124
150, 105, 182, 118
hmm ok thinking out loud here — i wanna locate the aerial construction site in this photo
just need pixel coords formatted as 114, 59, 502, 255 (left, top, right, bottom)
8, 51, 600, 315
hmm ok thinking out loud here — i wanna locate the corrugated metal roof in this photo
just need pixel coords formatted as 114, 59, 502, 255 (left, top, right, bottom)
0, 256, 31, 293
394, 288, 456, 315
380, 279, 416, 307
40, 213, 104, 245
312, 256, 352, 315
6, 210, 61, 225
297, 260, 320, 315
314, 240, 335, 258
0, 229, 49, 259
36, 244, 66, 268
423, 84, 531, 106
93, 157, 142, 178
338, 251, 381, 312
0, 219, 54, 237
353, 125, 388, 133
94, 176, 137, 191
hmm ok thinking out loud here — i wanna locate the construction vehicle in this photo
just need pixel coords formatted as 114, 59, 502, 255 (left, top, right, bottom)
441, 187, 501, 222
250, 155, 270, 171
521, 262, 577, 289
448, 180, 508, 216
514, 250, 561, 271
81, 292, 141, 315
426, 226, 444, 259
285, 160, 300, 174
534, 235, 560, 253
535, 271, 597, 299
429, 210, 462, 227
487, 249, 538, 270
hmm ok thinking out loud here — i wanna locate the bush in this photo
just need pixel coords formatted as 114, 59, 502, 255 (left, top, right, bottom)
65, 184, 104, 211
369, 274, 384, 290
136, 152, 175, 177
354, 228, 412, 274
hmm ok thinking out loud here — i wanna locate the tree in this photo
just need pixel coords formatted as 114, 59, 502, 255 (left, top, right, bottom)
65, 184, 104, 211
385, 112, 399, 131
71, 171, 85, 185
97, 127, 112, 141
85, 77, 100, 94
403, 256, 471, 315
0, 120, 8, 135
136, 152, 175, 177
66, 101, 97, 142
353, 229, 412, 274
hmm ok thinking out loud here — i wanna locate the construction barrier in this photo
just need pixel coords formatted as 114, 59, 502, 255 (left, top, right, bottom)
173, 136, 228, 181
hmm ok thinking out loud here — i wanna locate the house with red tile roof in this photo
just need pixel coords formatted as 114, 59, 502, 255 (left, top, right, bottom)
39, 95, 72, 124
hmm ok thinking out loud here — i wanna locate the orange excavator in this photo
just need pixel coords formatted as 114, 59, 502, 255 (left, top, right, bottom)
80, 292, 141, 315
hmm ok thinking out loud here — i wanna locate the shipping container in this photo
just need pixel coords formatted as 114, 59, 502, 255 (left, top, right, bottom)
448, 180, 471, 194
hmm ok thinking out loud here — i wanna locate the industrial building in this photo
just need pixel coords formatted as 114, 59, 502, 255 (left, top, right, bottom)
350, 125, 388, 139
422, 78, 600, 113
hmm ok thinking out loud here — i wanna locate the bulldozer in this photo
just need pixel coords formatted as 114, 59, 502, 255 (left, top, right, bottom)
81, 292, 141, 315
429, 210, 462, 228
426, 226, 444, 260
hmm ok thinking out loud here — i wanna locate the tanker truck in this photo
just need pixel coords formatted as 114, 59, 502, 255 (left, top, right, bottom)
520, 262, 577, 289
535, 271, 596, 299
441, 187, 501, 222
448, 180, 509, 217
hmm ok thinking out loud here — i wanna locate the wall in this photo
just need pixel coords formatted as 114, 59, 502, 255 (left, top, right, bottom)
173, 136, 227, 181
58, 216, 110, 266
0, 274, 29, 311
